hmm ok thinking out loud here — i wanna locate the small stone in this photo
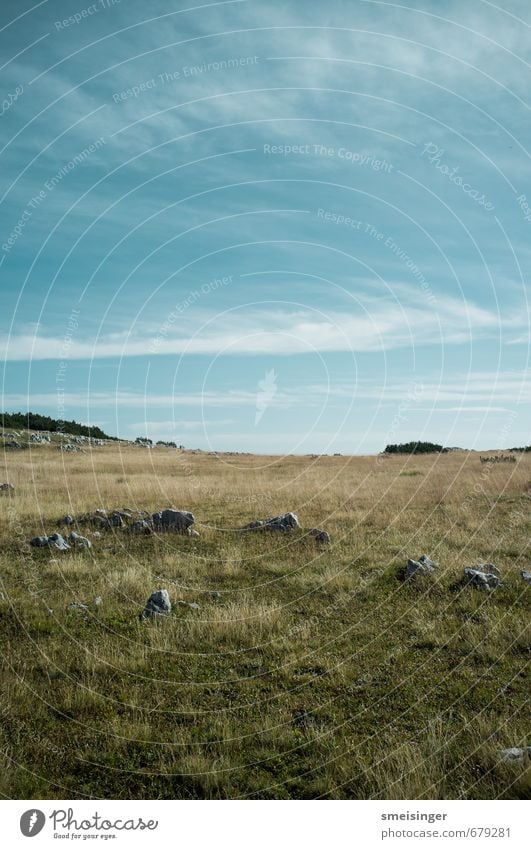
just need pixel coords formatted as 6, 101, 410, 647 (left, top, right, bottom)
30, 533, 70, 551
68, 531, 92, 549
177, 600, 200, 610
405, 555, 437, 579
521, 570, 531, 584
129, 519, 153, 534
92, 596, 103, 607
499, 747, 531, 762
187, 528, 200, 538
142, 589, 171, 619
307, 528, 331, 543
61, 515, 75, 525
243, 512, 300, 532
464, 567, 500, 590
68, 602, 88, 611
0, 482, 14, 491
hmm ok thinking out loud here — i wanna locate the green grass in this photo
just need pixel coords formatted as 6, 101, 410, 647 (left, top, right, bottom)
0, 444, 529, 799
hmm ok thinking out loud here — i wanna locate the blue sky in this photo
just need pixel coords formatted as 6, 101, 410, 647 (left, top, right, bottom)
1, 0, 530, 452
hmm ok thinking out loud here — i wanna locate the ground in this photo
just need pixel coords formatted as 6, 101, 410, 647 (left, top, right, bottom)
0, 438, 529, 799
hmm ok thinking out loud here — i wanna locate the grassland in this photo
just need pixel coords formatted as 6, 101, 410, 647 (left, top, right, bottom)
0, 439, 529, 799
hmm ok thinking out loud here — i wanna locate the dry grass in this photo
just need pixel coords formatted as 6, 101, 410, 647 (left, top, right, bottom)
0, 441, 529, 799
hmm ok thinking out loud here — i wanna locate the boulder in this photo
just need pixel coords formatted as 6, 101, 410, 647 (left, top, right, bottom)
464, 566, 499, 590
68, 531, 92, 549
152, 509, 195, 533
405, 554, 438, 579
142, 589, 172, 619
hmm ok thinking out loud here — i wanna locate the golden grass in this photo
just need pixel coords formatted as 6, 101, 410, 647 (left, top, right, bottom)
0, 442, 529, 799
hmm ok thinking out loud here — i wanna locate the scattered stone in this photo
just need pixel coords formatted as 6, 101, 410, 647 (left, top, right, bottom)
5, 440, 22, 449
187, 528, 200, 538
141, 589, 171, 619
464, 566, 500, 591
58, 443, 81, 452
68, 531, 92, 549
0, 482, 14, 491
68, 602, 88, 611
405, 554, 438, 579
110, 511, 125, 528
243, 512, 300, 532
61, 514, 75, 525
521, 570, 531, 584
210, 591, 222, 599
499, 747, 531, 762
129, 519, 153, 534
152, 509, 195, 533
30, 533, 70, 551
307, 528, 331, 543
30, 433, 51, 443
177, 600, 200, 610
92, 531, 102, 539
92, 596, 103, 607
95, 508, 107, 517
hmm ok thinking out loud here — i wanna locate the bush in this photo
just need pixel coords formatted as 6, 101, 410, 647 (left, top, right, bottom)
383, 441, 448, 455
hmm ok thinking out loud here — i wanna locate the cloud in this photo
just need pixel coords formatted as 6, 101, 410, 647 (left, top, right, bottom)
0, 288, 523, 361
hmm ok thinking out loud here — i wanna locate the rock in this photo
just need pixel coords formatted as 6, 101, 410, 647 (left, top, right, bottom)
0, 482, 14, 491
58, 443, 81, 452
68, 531, 92, 549
152, 509, 195, 533
307, 528, 331, 543
521, 570, 531, 584
68, 602, 88, 611
95, 508, 107, 517
499, 747, 531, 762
405, 554, 438, 579
141, 589, 171, 619
129, 519, 153, 534
187, 528, 200, 538
92, 531, 102, 539
30, 533, 70, 551
110, 511, 125, 528
61, 515, 75, 525
177, 600, 200, 610
464, 567, 500, 590
92, 596, 103, 607
5, 440, 22, 449
243, 512, 300, 532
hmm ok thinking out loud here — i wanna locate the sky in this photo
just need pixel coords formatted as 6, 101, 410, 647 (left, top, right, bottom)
1, 0, 530, 453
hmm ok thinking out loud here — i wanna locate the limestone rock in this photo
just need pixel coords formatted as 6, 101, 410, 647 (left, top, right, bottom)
464, 566, 500, 590
243, 512, 300, 532
307, 528, 331, 543
152, 509, 195, 533
405, 554, 438, 579
142, 589, 171, 619
68, 531, 92, 549
30, 533, 70, 551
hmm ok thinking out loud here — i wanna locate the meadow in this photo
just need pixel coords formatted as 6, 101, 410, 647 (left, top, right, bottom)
0, 439, 529, 799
